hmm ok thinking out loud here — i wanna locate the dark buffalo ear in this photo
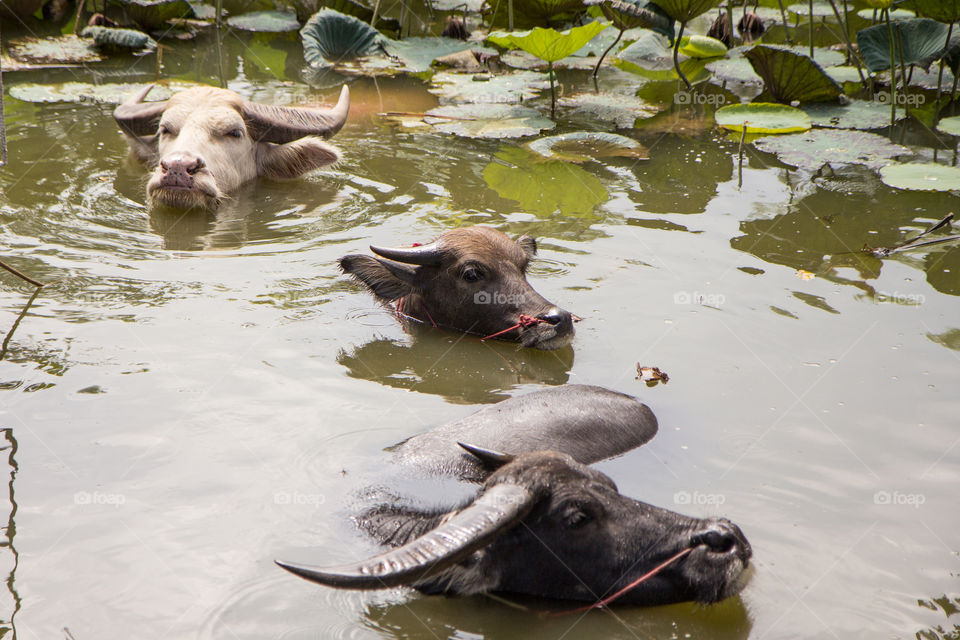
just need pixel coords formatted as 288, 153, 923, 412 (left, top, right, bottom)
256, 138, 340, 181
458, 442, 515, 470
516, 235, 537, 258
340, 255, 416, 302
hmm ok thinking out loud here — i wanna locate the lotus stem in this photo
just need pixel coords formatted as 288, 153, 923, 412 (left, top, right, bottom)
937, 21, 954, 114
825, 0, 865, 86
895, 22, 909, 118
593, 28, 624, 80
777, 0, 792, 43
885, 8, 895, 126
738, 125, 746, 189
371, 0, 381, 26
0, 20, 5, 168
808, 0, 814, 59
508, 0, 513, 30
674, 21, 691, 91
0, 286, 42, 362
549, 61, 556, 119
73, 0, 87, 35
0, 260, 45, 288
952, 66, 960, 105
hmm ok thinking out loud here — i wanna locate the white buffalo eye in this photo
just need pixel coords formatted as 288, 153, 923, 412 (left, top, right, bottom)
226, 128, 244, 138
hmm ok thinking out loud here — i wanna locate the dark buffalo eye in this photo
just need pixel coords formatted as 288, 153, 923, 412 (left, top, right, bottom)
158, 125, 171, 136
461, 267, 484, 283
226, 128, 244, 139
564, 509, 592, 528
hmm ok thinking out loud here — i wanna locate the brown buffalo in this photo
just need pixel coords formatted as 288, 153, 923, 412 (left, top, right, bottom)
113, 84, 350, 210
340, 227, 575, 350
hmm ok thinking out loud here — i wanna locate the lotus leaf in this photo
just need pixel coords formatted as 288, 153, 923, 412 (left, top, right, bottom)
425, 104, 555, 138
484, 146, 608, 216
648, 0, 719, 22
6, 35, 105, 66
802, 100, 903, 129
706, 56, 761, 83
786, 2, 836, 18
753, 129, 910, 170
936, 115, 960, 136
745, 45, 843, 103
715, 103, 811, 134
300, 8, 384, 69
8, 81, 199, 104
558, 92, 660, 127
879, 163, 960, 191
906, 0, 960, 23
428, 71, 550, 104
80, 26, 157, 51
227, 10, 300, 31
678, 34, 727, 58
584, 0, 674, 38
508, 0, 588, 20
528, 131, 649, 163
856, 8, 915, 21
107, 0, 195, 28
856, 18, 955, 73
487, 22, 608, 62
823, 65, 864, 84
384, 39, 493, 74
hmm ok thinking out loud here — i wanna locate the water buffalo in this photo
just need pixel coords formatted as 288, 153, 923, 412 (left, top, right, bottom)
113, 84, 350, 210
340, 227, 575, 350
276, 385, 752, 607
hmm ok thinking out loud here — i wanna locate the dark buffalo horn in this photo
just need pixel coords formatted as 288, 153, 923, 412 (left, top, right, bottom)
369, 241, 444, 266
458, 442, 515, 469
275, 483, 534, 589
113, 85, 168, 137
243, 84, 350, 144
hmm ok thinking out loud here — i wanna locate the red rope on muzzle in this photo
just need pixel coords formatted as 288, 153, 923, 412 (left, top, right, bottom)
479, 315, 545, 341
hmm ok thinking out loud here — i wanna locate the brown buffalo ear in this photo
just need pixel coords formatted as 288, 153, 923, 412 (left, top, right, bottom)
340, 255, 416, 302
516, 235, 537, 258
256, 138, 340, 181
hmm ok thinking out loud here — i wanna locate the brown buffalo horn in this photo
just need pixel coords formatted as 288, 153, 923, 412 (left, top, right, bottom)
275, 483, 534, 589
113, 85, 168, 137
458, 442, 515, 469
369, 241, 444, 266
243, 84, 350, 144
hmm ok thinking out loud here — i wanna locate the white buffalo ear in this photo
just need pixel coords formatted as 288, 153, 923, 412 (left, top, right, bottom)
256, 138, 340, 181
124, 133, 159, 165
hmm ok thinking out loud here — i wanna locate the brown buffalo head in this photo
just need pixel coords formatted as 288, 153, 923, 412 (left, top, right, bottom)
113, 84, 350, 210
277, 447, 753, 606
339, 227, 575, 350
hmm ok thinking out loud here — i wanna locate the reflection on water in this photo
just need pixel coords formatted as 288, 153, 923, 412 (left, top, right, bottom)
337, 331, 574, 404
916, 594, 960, 640
0, 430, 20, 639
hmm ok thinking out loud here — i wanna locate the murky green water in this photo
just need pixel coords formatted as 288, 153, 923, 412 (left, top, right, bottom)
1, 11, 958, 640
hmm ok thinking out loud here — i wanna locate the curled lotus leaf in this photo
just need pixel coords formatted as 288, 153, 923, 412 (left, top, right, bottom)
753, 128, 911, 171
856, 18, 956, 73
300, 8, 384, 69
527, 131, 649, 163
648, 0, 720, 23
745, 44, 842, 104
80, 25, 158, 51
583, 0, 674, 38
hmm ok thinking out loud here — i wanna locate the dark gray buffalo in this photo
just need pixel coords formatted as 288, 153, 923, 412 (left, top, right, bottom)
340, 227, 575, 350
277, 385, 752, 607
113, 84, 350, 210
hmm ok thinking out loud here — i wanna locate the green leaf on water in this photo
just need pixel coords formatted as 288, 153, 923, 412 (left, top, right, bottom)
678, 34, 727, 58
527, 131, 649, 163
937, 115, 960, 136
558, 91, 660, 127
300, 8, 384, 69
486, 21, 608, 62
483, 146, 608, 216
8, 81, 201, 104
384, 38, 494, 74
753, 128, 911, 170
715, 102, 811, 134
786, 1, 837, 18
226, 10, 300, 31
856, 7, 915, 21
425, 103, 555, 138
428, 71, 551, 104
879, 163, 960, 191
5, 35, 105, 66
801, 100, 904, 129
745, 44, 843, 104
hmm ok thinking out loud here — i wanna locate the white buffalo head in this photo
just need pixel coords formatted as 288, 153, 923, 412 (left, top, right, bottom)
113, 84, 350, 210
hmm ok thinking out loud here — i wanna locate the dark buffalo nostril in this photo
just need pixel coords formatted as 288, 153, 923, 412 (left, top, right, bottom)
538, 307, 570, 326
691, 519, 746, 555
187, 156, 205, 175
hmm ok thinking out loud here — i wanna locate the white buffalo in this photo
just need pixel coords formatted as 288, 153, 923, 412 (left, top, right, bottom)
114, 84, 350, 210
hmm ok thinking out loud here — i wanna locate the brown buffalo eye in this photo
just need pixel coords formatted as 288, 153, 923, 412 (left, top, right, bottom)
461, 267, 483, 283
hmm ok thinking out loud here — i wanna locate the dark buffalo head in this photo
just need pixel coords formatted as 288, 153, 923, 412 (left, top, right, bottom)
339, 227, 575, 350
113, 84, 350, 210
277, 447, 752, 606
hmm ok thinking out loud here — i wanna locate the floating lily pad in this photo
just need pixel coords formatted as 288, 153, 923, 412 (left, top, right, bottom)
856, 7, 915, 21
487, 22, 608, 62
787, 2, 837, 18
300, 8, 384, 69
706, 56, 761, 83
754, 129, 910, 170
715, 103, 811, 134
80, 25, 157, 51
484, 146, 608, 216
227, 10, 299, 31
528, 131, 648, 163
745, 44, 843, 103
678, 34, 727, 58
6, 35, 105, 67
428, 71, 550, 104
384, 38, 493, 73
557, 91, 660, 127
650, 0, 719, 22
936, 115, 960, 136
856, 18, 953, 73
107, 0, 195, 28
879, 163, 960, 191
425, 104, 555, 138
823, 65, 863, 84
8, 81, 200, 104
188, 2, 218, 18
801, 100, 901, 129
616, 29, 673, 68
